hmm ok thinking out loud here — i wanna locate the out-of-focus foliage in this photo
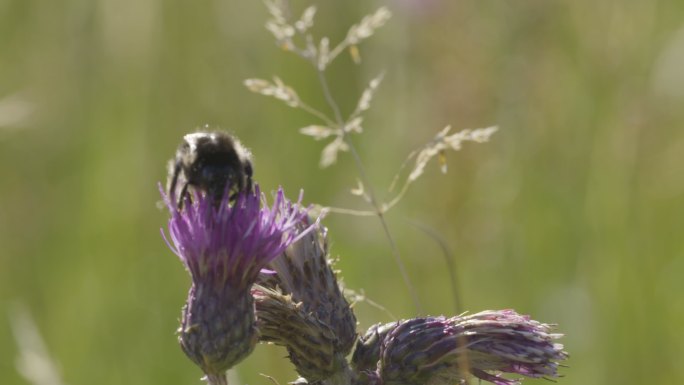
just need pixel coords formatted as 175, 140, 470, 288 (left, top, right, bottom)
1, 1, 683, 385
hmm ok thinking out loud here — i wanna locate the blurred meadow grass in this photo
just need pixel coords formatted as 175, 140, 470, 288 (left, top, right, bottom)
1, 0, 683, 384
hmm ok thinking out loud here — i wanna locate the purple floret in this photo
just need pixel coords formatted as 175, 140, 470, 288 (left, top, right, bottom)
161, 185, 315, 289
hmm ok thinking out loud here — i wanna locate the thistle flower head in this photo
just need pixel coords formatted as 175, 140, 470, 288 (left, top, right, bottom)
161, 185, 315, 379
361, 310, 567, 385
162, 185, 313, 290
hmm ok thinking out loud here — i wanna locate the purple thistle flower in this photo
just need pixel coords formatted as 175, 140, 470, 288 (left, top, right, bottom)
362, 310, 567, 385
163, 185, 312, 288
161, 185, 315, 381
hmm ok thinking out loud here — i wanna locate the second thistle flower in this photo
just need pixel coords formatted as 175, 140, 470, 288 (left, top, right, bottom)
162, 185, 314, 379
354, 310, 568, 385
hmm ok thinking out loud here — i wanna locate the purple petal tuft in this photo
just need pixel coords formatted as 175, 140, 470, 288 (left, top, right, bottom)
161, 184, 315, 289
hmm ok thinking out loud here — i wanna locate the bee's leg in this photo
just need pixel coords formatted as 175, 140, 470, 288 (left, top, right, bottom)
177, 182, 190, 210
227, 162, 254, 202
212, 184, 227, 208
244, 160, 254, 193
228, 189, 239, 202
169, 161, 182, 204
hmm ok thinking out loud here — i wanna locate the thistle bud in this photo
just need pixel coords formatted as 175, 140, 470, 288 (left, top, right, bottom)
253, 286, 341, 381
256, 221, 357, 382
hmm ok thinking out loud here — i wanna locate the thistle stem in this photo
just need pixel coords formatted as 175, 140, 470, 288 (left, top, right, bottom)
299, 101, 337, 128
206, 373, 228, 385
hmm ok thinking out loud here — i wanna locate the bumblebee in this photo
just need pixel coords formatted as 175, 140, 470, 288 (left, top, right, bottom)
168, 131, 253, 209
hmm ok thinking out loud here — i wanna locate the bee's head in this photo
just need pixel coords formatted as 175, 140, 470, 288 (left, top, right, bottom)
192, 148, 243, 200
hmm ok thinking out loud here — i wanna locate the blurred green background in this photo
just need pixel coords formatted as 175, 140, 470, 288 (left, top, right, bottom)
1, 0, 683, 384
